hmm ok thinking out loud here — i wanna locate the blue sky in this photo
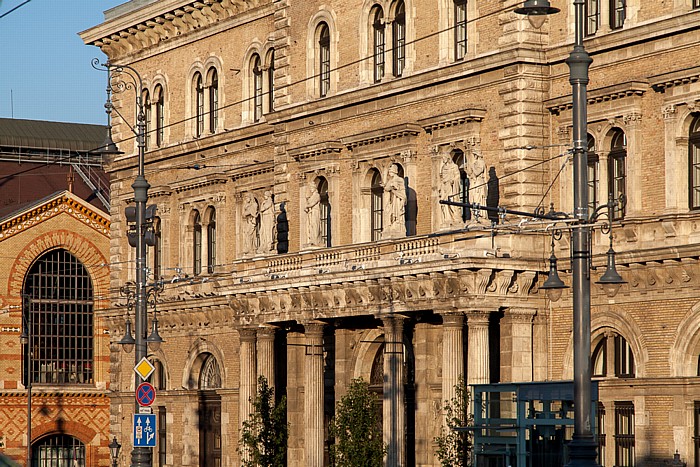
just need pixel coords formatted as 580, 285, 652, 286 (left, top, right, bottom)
0, 0, 125, 124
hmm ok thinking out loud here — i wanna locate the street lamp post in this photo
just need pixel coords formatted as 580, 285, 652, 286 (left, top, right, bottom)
515, 0, 599, 466
94, 59, 155, 467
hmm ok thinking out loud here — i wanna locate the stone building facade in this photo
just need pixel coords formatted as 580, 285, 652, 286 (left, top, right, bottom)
81, 0, 700, 466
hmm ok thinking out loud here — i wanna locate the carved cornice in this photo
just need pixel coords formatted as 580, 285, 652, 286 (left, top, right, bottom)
230, 163, 274, 181
288, 141, 344, 161
84, 0, 268, 58
417, 109, 486, 133
650, 66, 700, 93
172, 174, 228, 193
546, 81, 648, 115
342, 123, 422, 150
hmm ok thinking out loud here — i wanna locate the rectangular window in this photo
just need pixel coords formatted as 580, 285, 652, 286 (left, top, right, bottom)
319, 28, 331, 97
587, 154, 599, 213
610, 0, 625, 29
156, 95, 164, 147
694, 0, 700, 8
609, 154, 626, 219
454, 0, 467, 60
614, 402, 635, 467
374, 18, 385, 83
254, 66, 263, 122
690, 129, 700, 209
392, 10, 406, 77
158, 406, 167, 467
597, 402, 606, 467
614, 335, 635, 378
585, 0, 599, 36
209, 76, 218, 133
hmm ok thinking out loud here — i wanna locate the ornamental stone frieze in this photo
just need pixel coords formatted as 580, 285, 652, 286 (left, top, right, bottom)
223, 267, 542, 325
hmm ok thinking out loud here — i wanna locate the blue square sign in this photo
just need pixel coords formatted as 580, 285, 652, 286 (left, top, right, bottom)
133, 414, 157, 447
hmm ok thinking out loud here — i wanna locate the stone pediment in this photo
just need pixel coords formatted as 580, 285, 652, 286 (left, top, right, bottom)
546, 81, 648, 115
0, 191, 110, 243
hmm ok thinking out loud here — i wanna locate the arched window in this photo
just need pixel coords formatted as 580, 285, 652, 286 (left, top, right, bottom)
609, 0, 625, 29
193, 210, 202, 276
591, 332, 635, 378
207, 68, 219, 133
585, 0, 599, 36
199, 353, 222, 389
392, 0, 406, 77
372, 7, 385, 83
149, 358, 167, 390
23, 249, 93, 386
608, 129, 626, 219
266, 49, 275, 113
142, 89, 151, 150
194, 72, 204, 137
587, 134, 599, 212
454, 0, 467, 60
33, 434, 86, 466
207, 208, 216, 274
252, 54, 263, 122
319, 23, 331, 97
371, 169, 383, 241
319, 178, 331, 247
689, 114, 700, 209
154, 84, 164, 147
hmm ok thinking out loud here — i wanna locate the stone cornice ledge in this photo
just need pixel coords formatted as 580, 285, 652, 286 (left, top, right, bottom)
545, 80, 648, 115
418, 109, 487, 133
650, 65, 700, 92
342, 123, 422, 150
288, 141, 344, 161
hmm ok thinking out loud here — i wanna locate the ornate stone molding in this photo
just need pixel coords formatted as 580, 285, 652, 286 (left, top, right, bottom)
288, 141, 344, 161
650, 66, 700, 93
342, 123, 421, 151
546, 81, 648, 116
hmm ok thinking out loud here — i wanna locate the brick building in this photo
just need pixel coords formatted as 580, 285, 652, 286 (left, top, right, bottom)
0, 119, 112, 465
81, 0, 700, 466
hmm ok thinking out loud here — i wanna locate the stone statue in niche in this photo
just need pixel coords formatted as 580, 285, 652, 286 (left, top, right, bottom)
258, 190, 275, 253
242, 192, 259, 254
304, 179, 322, 246
384, 164, 406, 237
468, 151, 487, 222
439, 154, 462, 227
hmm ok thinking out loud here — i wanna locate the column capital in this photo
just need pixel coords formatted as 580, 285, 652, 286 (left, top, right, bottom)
503, 307, 536, 323
238, 327, 257, 342
440, 312, 465, 327
303, 320, 326, 337
257, 325, 278, 340
465, 310, 491, 325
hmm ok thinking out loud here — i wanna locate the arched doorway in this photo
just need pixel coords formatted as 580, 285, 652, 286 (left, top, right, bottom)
198, 353, 222, 467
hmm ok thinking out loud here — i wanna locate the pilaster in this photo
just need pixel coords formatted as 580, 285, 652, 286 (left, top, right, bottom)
441, 312, 465, 415
303, 321, 325, 467
382, 314, 406, 467
466, 310, 490, 385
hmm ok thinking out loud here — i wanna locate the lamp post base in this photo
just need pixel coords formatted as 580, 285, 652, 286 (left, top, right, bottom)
131, 447, 152, 467
566, 434, 599, 467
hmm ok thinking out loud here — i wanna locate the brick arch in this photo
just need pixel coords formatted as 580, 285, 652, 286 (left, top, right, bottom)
32, 419, 97, 446
7, 230, 109, 302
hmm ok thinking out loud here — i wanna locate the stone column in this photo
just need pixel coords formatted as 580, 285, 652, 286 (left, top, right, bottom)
500, 308, 535, 382
304, 321, 325, 467
382, 315, 405, 467
239, 328, 257, 446
466, 310, 490, 385
257, 326, 276, 389
441, 312, 465, 412
532, 312, 548, 381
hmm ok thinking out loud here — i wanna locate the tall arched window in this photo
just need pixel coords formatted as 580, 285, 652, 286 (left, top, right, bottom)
319, 178, 331, 247
608, 129, 626, 219
193, 210, 202, 276
452, 149, 470, 221
33, 434, 86, 466
392, 0, 406, 77
454, 0, 467, 60
318, 23, 331, 97
207, 68, 219, 133
194, 72, 204, 137
252, 54, 263, 122
198, 353, 221, 467
23, 249, 94, 386
372, 7, 385, 83
587, 134, 599, 212
142, 89, 152, 150
154, 84, 164, 147
371, 169, 383, 241
266, 49, 275, 113
689, 114, 700, 210
207, 208, 216, 274
591, 332, 635, 378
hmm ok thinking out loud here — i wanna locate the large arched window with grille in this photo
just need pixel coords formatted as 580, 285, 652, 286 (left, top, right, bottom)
371, 169, 383, 241
689, 114, 700, 210
23, 249, 94, 386
33, 434, 86, 466
591, 331, 635, 378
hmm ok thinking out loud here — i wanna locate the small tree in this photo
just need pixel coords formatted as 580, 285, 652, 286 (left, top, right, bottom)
239, 375, 288, 467
329, 377, 385, 467
434, 376, 473, 467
